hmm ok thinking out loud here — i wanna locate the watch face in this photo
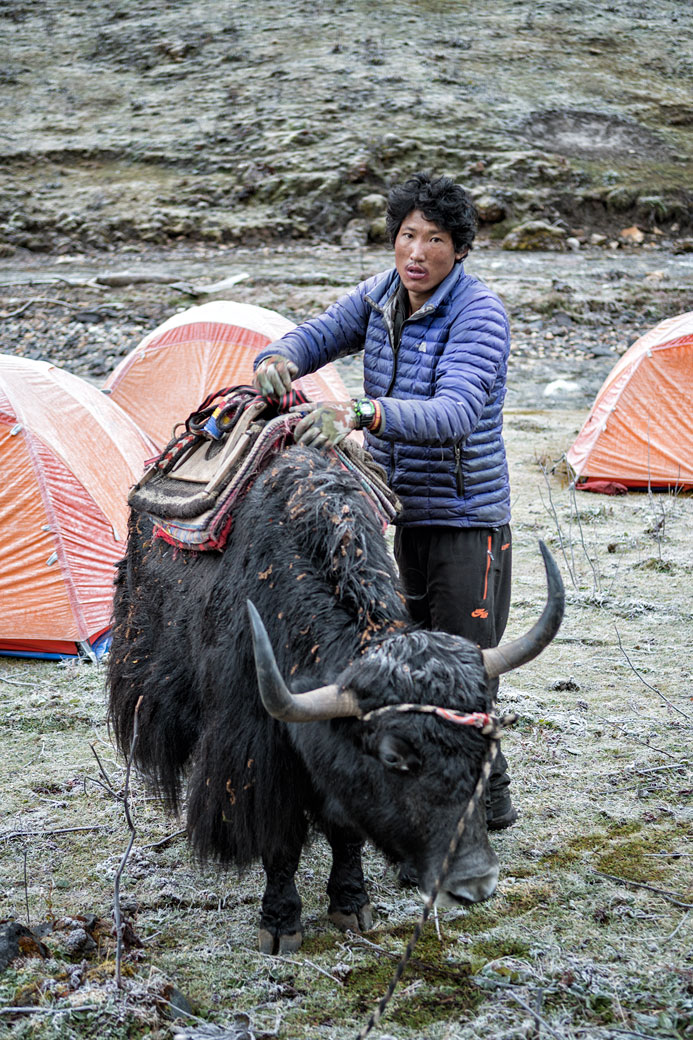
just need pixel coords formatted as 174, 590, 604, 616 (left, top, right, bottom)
356, 399, 376, 428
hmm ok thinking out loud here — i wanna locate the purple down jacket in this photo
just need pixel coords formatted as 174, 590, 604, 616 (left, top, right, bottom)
255, 262, 511, 528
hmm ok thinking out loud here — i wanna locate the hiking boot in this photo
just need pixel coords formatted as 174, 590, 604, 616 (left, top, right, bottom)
486, 793, 518, 831
485, 744, 518, 831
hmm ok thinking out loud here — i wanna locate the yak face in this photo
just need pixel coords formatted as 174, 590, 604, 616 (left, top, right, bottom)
287, 629, 500, 905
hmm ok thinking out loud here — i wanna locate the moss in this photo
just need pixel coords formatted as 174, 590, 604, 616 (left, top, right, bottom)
540, 833, 603, 868
539, 820, 690, 892
298, 927, 481, 1032
344, 950, 480, 1029
596, 822, 691, 886
634, 557, 675, 573
501, 884, 554, 913
470, 936, 531, 964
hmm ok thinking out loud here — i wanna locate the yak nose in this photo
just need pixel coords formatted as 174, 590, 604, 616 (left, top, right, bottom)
435, 861, 499, 907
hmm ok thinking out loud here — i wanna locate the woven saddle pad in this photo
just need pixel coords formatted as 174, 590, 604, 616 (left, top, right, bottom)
128, 388, 399, 551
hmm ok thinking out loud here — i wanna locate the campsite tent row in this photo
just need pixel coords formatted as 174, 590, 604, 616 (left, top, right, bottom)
0, 301, 351, 658
2, 301, 691, 657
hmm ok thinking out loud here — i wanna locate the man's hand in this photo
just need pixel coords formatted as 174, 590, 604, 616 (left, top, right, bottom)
292, 401, 356, 450
253, 354, 299, 398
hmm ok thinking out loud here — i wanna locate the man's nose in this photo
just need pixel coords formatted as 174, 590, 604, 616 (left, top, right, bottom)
409, 239, 425, 260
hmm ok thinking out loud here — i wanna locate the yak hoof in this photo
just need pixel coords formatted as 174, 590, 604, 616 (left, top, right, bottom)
278, 930, 303, 954
258, 928, 303, 955
329, 903, 374, 933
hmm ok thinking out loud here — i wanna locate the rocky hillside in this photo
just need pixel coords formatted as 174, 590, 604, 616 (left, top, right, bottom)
2, 0, 692, 253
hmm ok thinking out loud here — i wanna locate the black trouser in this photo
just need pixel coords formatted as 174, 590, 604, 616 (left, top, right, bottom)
394, 524, 513, 797
393, 525, 512, 651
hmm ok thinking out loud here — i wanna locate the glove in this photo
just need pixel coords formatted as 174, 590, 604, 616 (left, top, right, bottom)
292, 401, 356, 450
253, 353, 299, 399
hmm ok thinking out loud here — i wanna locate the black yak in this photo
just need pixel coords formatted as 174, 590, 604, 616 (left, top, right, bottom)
108, 444, 563, 953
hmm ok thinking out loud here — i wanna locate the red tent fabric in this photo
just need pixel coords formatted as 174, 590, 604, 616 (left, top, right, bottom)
0, 356, 156, 658
103, 301, 354, 449
567, 311, 693, 491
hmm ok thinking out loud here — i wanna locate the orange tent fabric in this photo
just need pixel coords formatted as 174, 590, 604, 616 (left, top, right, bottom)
0, 356, 156, 658
103, 301, 355, 449
567, 311, 693, 490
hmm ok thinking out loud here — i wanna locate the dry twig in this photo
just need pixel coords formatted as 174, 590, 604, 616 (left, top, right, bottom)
0, 673, 35, 686
478, 975, 564, 1040
614, 626, 692, 723
1, 825, 109, 842
539, 467, 578, 590
591, 870, 693, 909
114, 695, 143, 988
0, 297, 86, 320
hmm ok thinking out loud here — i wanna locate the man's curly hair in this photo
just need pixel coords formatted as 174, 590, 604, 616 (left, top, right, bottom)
385, 172, 478, 254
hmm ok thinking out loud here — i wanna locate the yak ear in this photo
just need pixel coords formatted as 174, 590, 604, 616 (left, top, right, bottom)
377, 733, 421, 774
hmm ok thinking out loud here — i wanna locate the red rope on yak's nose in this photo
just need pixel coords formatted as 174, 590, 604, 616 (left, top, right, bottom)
360, 702, 516, 738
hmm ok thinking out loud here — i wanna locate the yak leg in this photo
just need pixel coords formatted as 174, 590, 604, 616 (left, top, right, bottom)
325, 830, 373, 933
259, 846, 304, 955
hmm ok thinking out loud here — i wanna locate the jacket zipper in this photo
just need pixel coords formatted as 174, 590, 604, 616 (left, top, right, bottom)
365, 289, 434, 482
454, 444, 463, 496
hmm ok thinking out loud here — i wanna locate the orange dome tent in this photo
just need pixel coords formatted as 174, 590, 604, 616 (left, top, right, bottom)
567, 311, 693, 492
0, 356, 156, 659
103, 301, 354, 449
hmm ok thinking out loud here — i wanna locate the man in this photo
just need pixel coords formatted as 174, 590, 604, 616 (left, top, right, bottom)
253, 172, 516, 832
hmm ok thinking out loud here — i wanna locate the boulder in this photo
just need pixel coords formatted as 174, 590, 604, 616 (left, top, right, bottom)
367, 215, 389, 244
358, 193, 387, 219
502, 220, 567, 251
619, 225, 644, 244
473, 193, 506, 224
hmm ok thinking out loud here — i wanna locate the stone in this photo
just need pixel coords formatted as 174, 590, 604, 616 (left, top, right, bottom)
340, 218, 368, 247
0, 922, 49, 971
502, 220, 567, 251
474, 193, 506, 223
619, 225, 644, 244
367, 215, 388, 244
543, 378, 582, 397
357, 193, 387, 219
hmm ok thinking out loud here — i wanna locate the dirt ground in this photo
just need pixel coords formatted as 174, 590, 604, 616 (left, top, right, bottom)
2, 0, 693, 1036
1, 244, 692, 1040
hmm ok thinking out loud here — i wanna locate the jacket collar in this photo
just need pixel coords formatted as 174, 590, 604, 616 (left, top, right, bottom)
366, 261, 466, 317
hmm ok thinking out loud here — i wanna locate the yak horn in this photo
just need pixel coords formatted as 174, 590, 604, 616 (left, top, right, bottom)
482, 541, 564, 680
246, 600, 361, 722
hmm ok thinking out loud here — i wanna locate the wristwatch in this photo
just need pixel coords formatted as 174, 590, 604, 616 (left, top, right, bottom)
353, 397, 377, 430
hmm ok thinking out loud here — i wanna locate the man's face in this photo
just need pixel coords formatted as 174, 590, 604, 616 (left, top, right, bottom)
394, 209, 464, 311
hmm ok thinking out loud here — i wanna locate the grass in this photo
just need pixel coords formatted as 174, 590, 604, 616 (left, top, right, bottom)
1, 407, 692, 1039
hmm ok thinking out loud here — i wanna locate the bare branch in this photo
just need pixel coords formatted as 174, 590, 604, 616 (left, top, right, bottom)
114, 694, 143, 988
538, 467, 578, 590
0, 1005, 97, 1016
0, 674, 35, 687
591, 870, 693, 909
614, 626, 692, 723
1, 825, 110, 842
0, 297, 87, 320
139, 829, 186, 852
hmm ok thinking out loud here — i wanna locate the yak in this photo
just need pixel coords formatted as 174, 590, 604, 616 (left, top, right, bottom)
108, 443, 563, 954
